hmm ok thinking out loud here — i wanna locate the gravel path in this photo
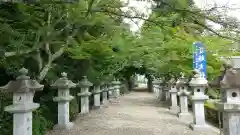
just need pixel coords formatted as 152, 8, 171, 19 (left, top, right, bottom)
46, 92, 219, 135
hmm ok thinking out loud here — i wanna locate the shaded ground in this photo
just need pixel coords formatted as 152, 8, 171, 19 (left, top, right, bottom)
131, 87, 149, 92
46, 92, 219, 135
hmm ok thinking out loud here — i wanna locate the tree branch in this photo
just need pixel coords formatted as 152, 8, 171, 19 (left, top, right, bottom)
34, 50, 43, 71
4, 48, 37, 57
194, 21, 240, 42
98, 4, 240, 42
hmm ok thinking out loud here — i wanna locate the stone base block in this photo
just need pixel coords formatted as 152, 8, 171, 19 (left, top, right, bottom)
92, 106, 101, 109
53, 122, 74, 130
101, 101, 109, 106
79, 112, 89, 116
189, 123, 211, 131
178, 112, 191, 120
169, 106, 179, 113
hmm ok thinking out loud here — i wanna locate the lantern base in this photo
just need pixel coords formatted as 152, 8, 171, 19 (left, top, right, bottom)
189, 123, 211, 131
53, 122, 74, 130
169, 106, 179, 113
178, 112, 191, 120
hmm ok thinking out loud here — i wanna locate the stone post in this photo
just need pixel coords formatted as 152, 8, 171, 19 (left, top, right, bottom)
189, 70, 209, 130
106, 84, 110, 100
111, 80, 121, 98
163, 85, 170, 101
101, 84, 109, 105
158, 79, 165, 101
169, 78, 179, 112
0, 68, 44, 135
152, 81, 156, 94
77, 76, 93, 115
51, 72, 76, 130
216, 65, 240, 135
108, 83, 113, 97
92, 85, 101, 108
152, 79, 161, 99
176, 73, 191, 119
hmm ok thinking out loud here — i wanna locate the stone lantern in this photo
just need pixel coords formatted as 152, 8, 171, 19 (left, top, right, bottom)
216, 65, 240, 135
101, 83, 109, 105
51, 72, 76, 130
0, 68, 44, 135
163, 83, 170, 101
176, 72, 191, 119
92, 84, 102, 108
152, 79, 161, 99
158, 78, 165, 101
189, 69, 209, 131
107, 83, 113, 97
169, 78, 178, 112
111, 79, 121, 98
77, 76, 93, 115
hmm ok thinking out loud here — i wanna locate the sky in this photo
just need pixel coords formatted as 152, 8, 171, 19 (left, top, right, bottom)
194, 0, 240, 29
121, 0, 153, 32
194, 0, 240, 20
123, 0, 240, 32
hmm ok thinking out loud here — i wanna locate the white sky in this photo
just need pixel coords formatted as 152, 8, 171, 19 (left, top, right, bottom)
123, 0, 240, 32
194, 0, 240, 20
194, 0, 240, 29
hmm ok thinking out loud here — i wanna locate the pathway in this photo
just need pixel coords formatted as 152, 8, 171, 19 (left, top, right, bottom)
46, 92, 219, 135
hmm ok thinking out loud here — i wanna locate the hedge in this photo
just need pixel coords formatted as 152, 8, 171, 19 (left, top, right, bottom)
204, 101, 223, 128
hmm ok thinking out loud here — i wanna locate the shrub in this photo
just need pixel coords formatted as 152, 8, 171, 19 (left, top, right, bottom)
70, 98, 79, 121
0, 92, 13, 135
33, 109, 48, 135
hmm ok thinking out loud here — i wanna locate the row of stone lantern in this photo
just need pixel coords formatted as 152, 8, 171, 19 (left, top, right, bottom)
152, 70, 210, 131
0, 68, 122, 135
153, 65, 240, 135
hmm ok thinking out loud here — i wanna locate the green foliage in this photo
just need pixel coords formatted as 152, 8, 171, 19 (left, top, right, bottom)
32, 109, 48, 135
0, 0, 237, 135
69, 98, 79, 121
0, 92, 12, 135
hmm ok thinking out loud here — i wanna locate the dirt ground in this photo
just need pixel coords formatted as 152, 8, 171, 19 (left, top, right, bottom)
46, 92, 219, 135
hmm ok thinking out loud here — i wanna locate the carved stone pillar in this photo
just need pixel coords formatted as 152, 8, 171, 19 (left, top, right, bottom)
176, 73, 191, 120
51, 72, 76, 130
169, 78, 179, 112
77, 76, 92, 115
152, 79, 161, 99
216, 65, 240, 135
1, 68, 44, 135
189, 70, 210, 130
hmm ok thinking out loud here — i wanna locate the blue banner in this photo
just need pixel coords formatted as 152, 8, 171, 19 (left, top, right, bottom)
193, 42, 207, 79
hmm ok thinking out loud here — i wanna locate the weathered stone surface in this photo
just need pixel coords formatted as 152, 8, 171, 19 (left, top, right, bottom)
216, 65, 240, 135
152, 79, 162, 99
189, 69, 210, 131
176, 72, 188, 88
51, 72, 75, 130
0, 68, 43, 93
163, 86, 170, 101
169, 78, 178, 112
77, 76, 92, 115
46, 92, 218, 135
101, 85, 109, 105
78, 76, 93, 87
189, 69, 208, 87
92, 85, 101, 108
176, 73, 190, 120
111, 80, 121, 98
51, 72, 76, 89
0, 68, 44, 135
